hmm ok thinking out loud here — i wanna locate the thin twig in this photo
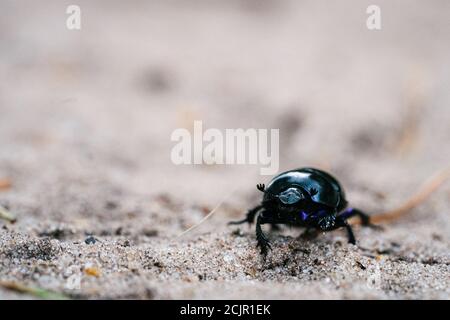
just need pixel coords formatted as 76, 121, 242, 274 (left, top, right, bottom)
0, 205, 16, 223
0, 281, 69, 300
0, 178, 12, 190
352, 168, 450, 225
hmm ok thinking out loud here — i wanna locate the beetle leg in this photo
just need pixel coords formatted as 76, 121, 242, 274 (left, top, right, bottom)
256, 213, 271, 257
344, 222, 356, 244
228, 204, 263, 225
335, 217, 356, 244
338, 208, 383, 230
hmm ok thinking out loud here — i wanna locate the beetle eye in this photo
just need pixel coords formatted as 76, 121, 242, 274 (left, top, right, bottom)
278, 188, 303, 205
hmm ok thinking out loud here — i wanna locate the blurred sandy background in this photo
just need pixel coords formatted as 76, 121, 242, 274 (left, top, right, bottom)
0, 0, 449, 299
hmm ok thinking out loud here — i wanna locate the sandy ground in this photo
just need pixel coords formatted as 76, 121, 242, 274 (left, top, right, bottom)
0, 0, 449, 299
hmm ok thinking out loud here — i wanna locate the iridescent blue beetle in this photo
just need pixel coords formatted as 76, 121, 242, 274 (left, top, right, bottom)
229, 167, 377, 257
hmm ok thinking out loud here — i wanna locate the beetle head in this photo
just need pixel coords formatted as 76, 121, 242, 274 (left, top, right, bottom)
302, 209, 336, 229
317, 214, 336, 230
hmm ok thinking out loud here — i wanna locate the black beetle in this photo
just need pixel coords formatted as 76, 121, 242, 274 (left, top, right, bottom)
229, 167, 377, 257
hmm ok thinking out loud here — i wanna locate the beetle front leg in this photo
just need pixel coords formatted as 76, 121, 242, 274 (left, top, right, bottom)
343, 222, 356, 244
255, 213, 271, 257
228, 204, 263, 225
335, 216, 356, 244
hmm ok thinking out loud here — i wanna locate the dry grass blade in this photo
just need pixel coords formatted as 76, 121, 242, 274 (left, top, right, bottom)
0, 205, 16, 223
0, 178, 12, 190
0, 281, 69, 300
355, 168, 450, 225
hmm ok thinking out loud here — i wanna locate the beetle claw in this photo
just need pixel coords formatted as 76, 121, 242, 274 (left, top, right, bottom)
256, 238, 272, 256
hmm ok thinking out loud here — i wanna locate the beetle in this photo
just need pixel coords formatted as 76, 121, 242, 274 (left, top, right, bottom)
229, 167, 377, 257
